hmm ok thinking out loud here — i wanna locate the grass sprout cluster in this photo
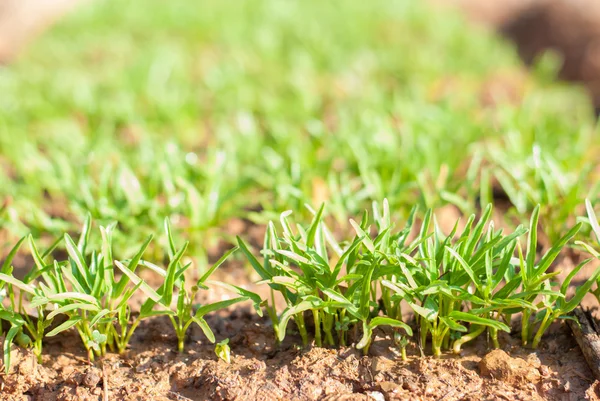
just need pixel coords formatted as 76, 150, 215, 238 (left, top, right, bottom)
0, 216, 259, 372
239, 200, 600, 358
2, 200, 600, 373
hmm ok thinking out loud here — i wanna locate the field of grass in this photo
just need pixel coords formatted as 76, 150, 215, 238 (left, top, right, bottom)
1, 0, 600, 396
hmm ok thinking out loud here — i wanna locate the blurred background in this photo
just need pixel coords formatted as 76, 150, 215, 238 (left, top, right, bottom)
5, 0, 600, 111
0, 0, 599, 267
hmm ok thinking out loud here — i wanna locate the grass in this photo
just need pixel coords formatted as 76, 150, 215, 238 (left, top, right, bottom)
1, 0, 600, 376
239, 200, 600, 358
0, 0, 598, 263
0, 217, 259, 370
3, 199, 600, 373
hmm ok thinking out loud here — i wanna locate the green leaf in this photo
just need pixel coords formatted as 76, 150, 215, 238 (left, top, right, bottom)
526, 205, 540, 277
164, 218, 177, 258
198, 247, 238, 285
448, 311, 510, 332
64, 233, 92, 290
409, 301, 438, 322
100, 224, 116, 285
359, 263, 376, 320
329, 235, 363, 287
561, 258, 592, 295
46, 292, 99, 305
1, 236, 26, 274
207, 281, 264, 317
349, 219, 375, 253
161, 242, 189, 306
47, 302, 100, 320
113, 234, 153, 298
440, 316, 467, 332
356, 320, 373, 350
445, 247, 480, 287
46, 316, 82, 337
277, 297, 323, 342
276, 250, 310, 265
114, 260, 161, 302
368, 317, 412, 336
77, 213, 92, 255
89, 309, 113, 328
192, 316, 215, 343
536, 223, 581, 276
563, 267, 600, 313
306, 203, 325, 248
26, 234, 55, 289
215, 338, 231, 363
194, 297, 249, 318
0, 273, 36, 294
586, 199, 600, 244
3, 325, 21, 374
319, 287, 360, 318
237, 236, 271, 280
0, 311, 25, 326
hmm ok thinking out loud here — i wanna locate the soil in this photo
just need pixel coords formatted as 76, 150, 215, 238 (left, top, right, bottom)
1, 310, 597, 401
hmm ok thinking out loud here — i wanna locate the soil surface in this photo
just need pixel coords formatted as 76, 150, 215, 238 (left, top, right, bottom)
1, 311, 597, 401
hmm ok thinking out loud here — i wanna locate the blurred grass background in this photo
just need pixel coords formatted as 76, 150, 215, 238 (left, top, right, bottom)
0, 0, 597, 266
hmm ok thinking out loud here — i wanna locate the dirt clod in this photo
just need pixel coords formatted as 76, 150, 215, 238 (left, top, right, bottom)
82, 367, 102, 388
479, 349, 541, 385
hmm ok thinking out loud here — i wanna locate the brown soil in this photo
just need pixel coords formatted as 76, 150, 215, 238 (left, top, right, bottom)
1, 311, 597, 401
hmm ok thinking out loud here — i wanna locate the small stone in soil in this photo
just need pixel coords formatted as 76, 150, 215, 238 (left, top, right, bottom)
479, 349, 541, 385
83, 367, 102, 388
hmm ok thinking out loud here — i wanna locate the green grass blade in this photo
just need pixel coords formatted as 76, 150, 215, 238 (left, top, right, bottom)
198, 246, 238, 285
0, 273, 36, 294
77, 213, 92, 255
64, 234, 92, 290
368, 316, 412, 336
194, 297, 249, 318
526, 205, 540, 277
113, 234, 153, 298
536, 223, 581, 276
445, 247, 480, 287
586, 199, 600, 244
46, 316, 82, 337
1, 236, 26, 274
192, 316, 215, 343
114, 261, 161, 303
3, 325, 21, 374
449, 311, 510, 332
47, 303, 100, 320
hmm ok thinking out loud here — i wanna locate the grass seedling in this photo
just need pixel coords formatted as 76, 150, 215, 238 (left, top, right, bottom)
238, 203, 412, 354
215, 338, 231, 363
133, 219, 262, 353
516, 205, 585, 347
0, 214, 263, 363
117, 219, 262, 352
0, 235, 64, 365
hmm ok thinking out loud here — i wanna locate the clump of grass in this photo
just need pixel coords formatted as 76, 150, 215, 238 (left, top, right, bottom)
237, 203, 412, 354
0, 216, 260, 371
2, 199, 599, 373
239, 200, 600, 357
